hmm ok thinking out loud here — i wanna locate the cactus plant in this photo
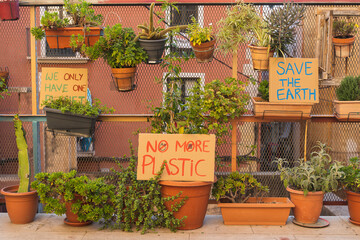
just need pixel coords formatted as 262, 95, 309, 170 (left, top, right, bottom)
14, 114, 30, 193
135, 2, 187, 41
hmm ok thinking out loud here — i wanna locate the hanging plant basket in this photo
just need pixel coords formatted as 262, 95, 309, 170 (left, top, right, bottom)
333, 100, 360, 121
138, 38, 167, 64
190, 37, 216, 63
44, 107, 98, 137
111, 67, 137, 92
0, 0, 19, 21
248, 45, 274, 70
45, 27, 103, 49
332, 36, 355, 58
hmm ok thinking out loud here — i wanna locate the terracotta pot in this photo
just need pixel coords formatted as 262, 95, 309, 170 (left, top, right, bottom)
287, 187, 324, 224
111, 67, 136, 92
190, 38, 215, 63
64, 194, 91, 226
248, 45, 274, 70
252, 97, 314, 120
346, 190, 360, 224
0, 185, 38, 224
218, 197, 294, 225
45, 27, 102, 49
333, 100, 360, 121
159, 180, 213, 230
0, 0, 19, 21
332, 36, 355, 58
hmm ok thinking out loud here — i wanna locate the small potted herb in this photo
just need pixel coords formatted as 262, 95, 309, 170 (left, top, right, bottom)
212, 172, 294, 225
30, 0, 103, 50
42, 97, 114, 137
333, 75, 360, 120
187, 16, 215, 63
332, 19, 358, 58
274, 142, 344, 225
85, 24, 148, 92
135, 2, 187, 64
31, 170, 115, 226
1, 115, 38, 224
340, 157, 360, 225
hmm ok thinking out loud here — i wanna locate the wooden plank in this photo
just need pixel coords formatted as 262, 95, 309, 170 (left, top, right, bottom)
30, 7, 36, 115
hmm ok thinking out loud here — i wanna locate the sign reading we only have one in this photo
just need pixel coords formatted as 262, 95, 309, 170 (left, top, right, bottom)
269, 58, 319, 103
137, 133, 215, 181
39, 68, 88, 108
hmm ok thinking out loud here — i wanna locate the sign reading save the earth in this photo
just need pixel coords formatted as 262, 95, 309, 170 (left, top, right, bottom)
269, 58, 319, 103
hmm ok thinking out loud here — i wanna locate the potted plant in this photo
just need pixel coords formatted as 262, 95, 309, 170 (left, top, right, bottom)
30, 0, 103, 50
264, 2, 305, 58
248, 20, 274, 70
275, 142, 344, 225
212, 172, 294, 225
333, 75, 360, 121
0, 0, 19, 21
332, 19, 358, 58
85, 24, 148, 92
135, 2, 187, 64
252, 79, 314, 119
187, 16, 215, 63
42, 97, 114, 137
340, 157, 360, 225
0, 115, 38, 224
31, 170, 115, 226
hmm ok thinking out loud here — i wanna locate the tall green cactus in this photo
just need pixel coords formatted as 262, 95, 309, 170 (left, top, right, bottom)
14, 115, 30, 193
135, 2, 187, 41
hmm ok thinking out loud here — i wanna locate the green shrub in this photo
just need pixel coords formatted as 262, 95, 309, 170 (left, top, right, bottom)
340, 157, 360, 193
258, 79, 269, 101
333, 19, 358, 38
336, 75, 360, 101
187, 16, 213, 45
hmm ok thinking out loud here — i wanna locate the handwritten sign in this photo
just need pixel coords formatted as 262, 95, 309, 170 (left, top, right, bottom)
269, 58, 319, 103
39, 68, 88, 108
137, 133, 215, 181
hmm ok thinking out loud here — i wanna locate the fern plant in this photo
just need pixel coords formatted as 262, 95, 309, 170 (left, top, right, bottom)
274, 141, 344, 196
336, 75, 360, 101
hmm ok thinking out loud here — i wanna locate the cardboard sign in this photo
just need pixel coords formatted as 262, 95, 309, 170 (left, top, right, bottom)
137, 133, 215, 181
39, 68, 88, 108
269, 58, 319, 103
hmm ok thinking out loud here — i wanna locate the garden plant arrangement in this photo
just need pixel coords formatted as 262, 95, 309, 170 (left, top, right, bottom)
332, 18, 358, 58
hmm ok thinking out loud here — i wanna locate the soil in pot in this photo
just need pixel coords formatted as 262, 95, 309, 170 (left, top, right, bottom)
159, 180, 213, 230
0, 185, 38, 224
138, 38, 167, 64
111, 67, 136, 92
346, 190, 360, 224
190, 38, 215, 63
332, 36, 355, 58
287, 187, 324, 224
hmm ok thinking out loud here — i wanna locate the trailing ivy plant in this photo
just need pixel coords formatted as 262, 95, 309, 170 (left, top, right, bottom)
42, 96, 114, 117
102, 141, 186, 234
336, 75, 360, 101
83, 24, 148, 68
340, 157, 360, 193
258, 79, 269, 101
31, 170, 115, 223
212, 172, 269, 203
264, 2, 305, 57
274, 141, 344, 196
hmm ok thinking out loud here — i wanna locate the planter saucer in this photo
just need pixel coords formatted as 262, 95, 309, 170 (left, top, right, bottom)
292, 217, 329, 228
349, 218, 360, 226
64, 218, 92, 227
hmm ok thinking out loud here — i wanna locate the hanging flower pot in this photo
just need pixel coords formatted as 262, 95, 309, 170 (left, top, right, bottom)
111, 67, 137, 92
248, 45, 274, 70
332, 36, 355, 58
138, 38, 167, 64
0, 0, 19, 21
190, 38, 216, 63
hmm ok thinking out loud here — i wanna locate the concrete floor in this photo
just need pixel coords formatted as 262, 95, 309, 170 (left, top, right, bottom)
1, 213, 360, 240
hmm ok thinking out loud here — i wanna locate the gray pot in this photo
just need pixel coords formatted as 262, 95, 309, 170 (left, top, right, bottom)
138, 38, 167, 64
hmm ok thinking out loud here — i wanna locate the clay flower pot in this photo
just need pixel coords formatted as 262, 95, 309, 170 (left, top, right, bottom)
111, 67, 137, 92
287, 187, 324, 224
346, 190, 360, 225
64, 194, 92, 226
248, 45, 274, 70
1, 185, 38, 224
332, 36, 355, 58
190, 38, 216, 63
159, 180, 213, 230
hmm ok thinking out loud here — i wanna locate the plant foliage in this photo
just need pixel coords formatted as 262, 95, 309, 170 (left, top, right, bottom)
333, 19, 358, 38
187, 16, 213, 46
85, 24, 148, 68
212, 172, 269, 203
0, 77, 9, 99
258, 79, 269, 101
42, 96, 114, 117
336, 75, 360, 101
274, 141, 344, 196
340, 157, 360, 193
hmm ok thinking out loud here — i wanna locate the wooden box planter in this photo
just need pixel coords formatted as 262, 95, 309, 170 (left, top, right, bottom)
44, 107, 97, 137
45, 27, 102, 49
0, 0, 19, 21
333, 100, 360, 121
218, 197, 294, 225
332, 36, 355, 58
252, 97, 314, 120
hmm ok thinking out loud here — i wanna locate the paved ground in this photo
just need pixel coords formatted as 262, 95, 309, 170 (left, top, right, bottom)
1, 213, 360, 240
